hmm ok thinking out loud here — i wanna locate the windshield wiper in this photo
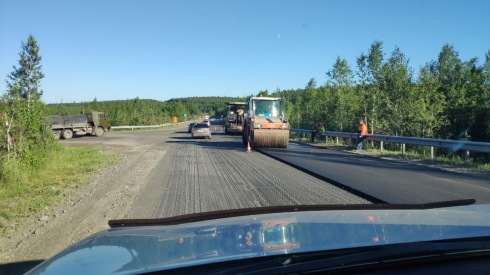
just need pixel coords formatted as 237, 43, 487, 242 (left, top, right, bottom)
109, 199, 475, 228
161, 235, 490, 275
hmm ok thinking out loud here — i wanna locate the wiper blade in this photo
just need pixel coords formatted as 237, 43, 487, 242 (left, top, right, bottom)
108, 199, 475, 228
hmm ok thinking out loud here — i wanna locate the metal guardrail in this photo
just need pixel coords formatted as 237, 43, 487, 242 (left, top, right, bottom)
111, 123, 177, 130
290, 128, 490, 160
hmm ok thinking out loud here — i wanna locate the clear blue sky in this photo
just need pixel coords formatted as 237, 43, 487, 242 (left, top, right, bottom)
1, 0, 489, 104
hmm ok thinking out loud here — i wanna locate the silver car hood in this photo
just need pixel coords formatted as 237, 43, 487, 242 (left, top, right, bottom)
27, 204, 490, 275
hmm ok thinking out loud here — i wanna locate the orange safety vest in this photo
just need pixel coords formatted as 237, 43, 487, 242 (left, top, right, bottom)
358, 123, 367, 135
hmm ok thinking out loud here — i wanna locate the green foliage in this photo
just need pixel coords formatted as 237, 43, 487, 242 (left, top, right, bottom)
46, 96, 246, 125
6, 34, 45, 103
0, 146, 116, 234
1, 34, 54, 170
283, 42, 490, 161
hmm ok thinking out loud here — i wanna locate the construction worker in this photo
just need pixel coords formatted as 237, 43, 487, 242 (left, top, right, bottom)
237, 108, 244, 125
357, 119, 368, 150
317, 121, 325, 141
311, 122, 318, 142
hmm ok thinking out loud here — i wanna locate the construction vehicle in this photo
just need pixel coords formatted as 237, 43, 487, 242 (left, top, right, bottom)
48, 110, 110, 140
242, 96, 289, 148
225, 102, 248, 135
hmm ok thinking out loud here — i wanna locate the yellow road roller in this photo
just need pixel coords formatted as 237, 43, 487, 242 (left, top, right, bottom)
242, 96, 289, 148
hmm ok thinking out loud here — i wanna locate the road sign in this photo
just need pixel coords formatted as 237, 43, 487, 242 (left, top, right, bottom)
173, 116, 178, 123
184, 114, 187, 118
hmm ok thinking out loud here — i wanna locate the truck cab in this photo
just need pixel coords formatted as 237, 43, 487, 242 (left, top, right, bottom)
84, 111, 110, 130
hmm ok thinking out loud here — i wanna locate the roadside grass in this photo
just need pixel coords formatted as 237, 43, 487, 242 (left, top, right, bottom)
0, 146, 117, 236
290, 134, 490, 171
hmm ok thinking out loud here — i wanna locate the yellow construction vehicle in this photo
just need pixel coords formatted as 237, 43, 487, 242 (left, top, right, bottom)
242, 96, 289, 148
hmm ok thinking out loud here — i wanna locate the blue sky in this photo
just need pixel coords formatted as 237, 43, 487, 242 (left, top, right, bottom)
1, 0, 489, 104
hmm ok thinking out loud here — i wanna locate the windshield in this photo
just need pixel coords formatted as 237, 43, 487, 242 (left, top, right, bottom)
253, 100, 282, 117
1, 1, 489, 275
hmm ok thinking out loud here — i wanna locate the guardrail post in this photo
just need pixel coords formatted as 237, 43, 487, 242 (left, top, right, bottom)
335, 137, 339, 145
348, 138, 351, 147
465, 150, 469, 163
380, 141, 383, 152
402, 144, 405, 155
430, 146, 434, 159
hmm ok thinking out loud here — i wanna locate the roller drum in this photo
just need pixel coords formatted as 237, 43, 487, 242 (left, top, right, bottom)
252, 130, 289, 148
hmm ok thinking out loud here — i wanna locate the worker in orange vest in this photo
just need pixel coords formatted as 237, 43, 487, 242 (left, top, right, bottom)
357, 119, 368, 150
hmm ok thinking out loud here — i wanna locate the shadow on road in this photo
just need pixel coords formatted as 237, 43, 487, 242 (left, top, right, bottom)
209, 132, 227, 136
166, 138, 246, 152
196, 140, 244, 150
0, 260, 44, 275
169, 136, 192, 140
59, 133, 95, 139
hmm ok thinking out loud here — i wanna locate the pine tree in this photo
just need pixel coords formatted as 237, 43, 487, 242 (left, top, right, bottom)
7, 34, 45, 109
3, 34, 52, 164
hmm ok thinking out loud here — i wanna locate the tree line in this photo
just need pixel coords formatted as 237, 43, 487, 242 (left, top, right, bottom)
46, 96, 246, 125
267, 41, 489, 146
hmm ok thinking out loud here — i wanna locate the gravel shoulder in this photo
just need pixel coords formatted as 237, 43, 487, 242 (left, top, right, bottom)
0, 129, 174, 274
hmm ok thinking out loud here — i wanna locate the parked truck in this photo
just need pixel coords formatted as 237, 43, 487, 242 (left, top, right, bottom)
48, 111, 110, 140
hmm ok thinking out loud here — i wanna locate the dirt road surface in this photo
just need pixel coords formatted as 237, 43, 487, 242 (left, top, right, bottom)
0, 124, 368, 274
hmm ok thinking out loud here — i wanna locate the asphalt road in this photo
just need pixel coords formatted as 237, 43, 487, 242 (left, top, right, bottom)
259, 144, 490, 204
127, 124, 369, 219
64, 122, 490, 206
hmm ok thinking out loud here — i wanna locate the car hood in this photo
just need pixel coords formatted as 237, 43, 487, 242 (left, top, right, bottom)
27, 204, 490, 275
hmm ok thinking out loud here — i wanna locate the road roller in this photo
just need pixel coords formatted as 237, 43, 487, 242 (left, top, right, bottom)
242, 96, 289, 148
225, 101, 248, 135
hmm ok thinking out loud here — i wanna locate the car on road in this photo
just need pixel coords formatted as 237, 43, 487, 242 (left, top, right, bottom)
187, 122, 195, 133
191, 123, 211, 139
203, 120, 210, 126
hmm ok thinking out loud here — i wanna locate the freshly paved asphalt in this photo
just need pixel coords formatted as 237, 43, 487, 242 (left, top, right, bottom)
259, 143, 490, 204
197, 120, 490, 204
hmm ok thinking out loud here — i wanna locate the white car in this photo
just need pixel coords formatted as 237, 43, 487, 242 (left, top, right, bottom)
203, 120, 210, 126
